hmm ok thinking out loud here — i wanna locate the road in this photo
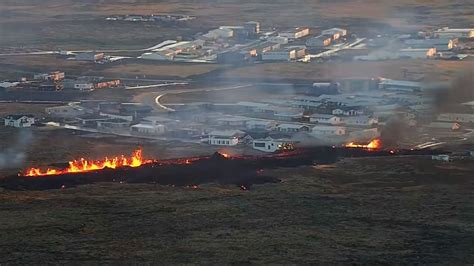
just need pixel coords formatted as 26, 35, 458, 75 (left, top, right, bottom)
136, 84, 252, 112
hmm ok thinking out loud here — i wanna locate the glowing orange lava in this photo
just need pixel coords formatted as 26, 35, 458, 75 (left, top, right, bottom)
345, 139, 382, 150
24, 149, 148, 177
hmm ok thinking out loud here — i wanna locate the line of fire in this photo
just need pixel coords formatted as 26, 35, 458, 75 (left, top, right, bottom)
0, 139, 443, 191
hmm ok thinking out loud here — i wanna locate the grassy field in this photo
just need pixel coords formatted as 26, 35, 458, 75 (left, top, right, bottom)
217, 60, 474, 82
0, 157, 472, 264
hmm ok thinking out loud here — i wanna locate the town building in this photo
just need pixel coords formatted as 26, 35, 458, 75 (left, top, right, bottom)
75, 52, 105, 62
432, 28, 474, 39
252, 138, 293, 153
404, 38, 458, 51
343, 116, 378, 127
131, 123, 166, 135
45, 105, 86, 118
321, 28, 348, 40
274, 124, 310, 133
279, 27, 310, 40
309, 114, 343, 125
4, 114, 35, 128
311, 125, 346, 136
437, 113, 474, 123
208, 130, 245, 146
378, 79, 423, 92
33, 71, 65, 81
306, 35, 332, 47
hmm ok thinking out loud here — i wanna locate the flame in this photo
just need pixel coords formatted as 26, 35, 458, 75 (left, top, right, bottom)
24, 149, 147, 177
345, 139, 382, 150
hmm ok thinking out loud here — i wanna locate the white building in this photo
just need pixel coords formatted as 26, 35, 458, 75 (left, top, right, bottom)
343, 116, 378, 127
309, 114, 343, 125
275, 124, 310, 133
311, 125, 346, 136
130, 123, 166, 135
437, 113, 474, 123
208, 130, 245, 146
253, 138, 293, 153
4, 115, 35, 128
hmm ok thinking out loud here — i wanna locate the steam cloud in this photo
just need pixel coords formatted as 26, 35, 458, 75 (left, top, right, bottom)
0, 129, 33, 169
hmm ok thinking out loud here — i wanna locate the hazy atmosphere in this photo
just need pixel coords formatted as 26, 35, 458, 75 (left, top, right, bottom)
0, 0, 473, 264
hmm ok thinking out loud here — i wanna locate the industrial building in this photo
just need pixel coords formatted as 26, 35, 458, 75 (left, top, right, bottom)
306, 35, 332, 47
75, 52, 105, 62
321, 28, 348, 40
33, 71, 65, 82
432, 27, 474, 39
404, 38, 458, 51
279, 27, 310, 40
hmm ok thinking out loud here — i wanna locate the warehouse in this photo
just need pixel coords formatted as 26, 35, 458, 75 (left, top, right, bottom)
404, 38, 458, 51
262, 48, 297, 61
432, 28, 474, 38
321, 28, 348, 40
306, 35, 332, 47
75, 52, 105, 62
279, 27, 310, 40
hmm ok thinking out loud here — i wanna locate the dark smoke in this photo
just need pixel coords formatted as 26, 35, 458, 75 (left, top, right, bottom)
433, 71, 474, 113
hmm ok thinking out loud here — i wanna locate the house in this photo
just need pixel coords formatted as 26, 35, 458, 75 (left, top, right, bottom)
252, 138, 293, 153
343, 116, 378, 127
4, 114, 35, 128
246, 120, 276, 131
208, 130, 246, 146
311, 125, 346, 136
130, 123, 166, 135
274, 123, 310, 133
332, 107, 364, 116
309, 114, 343, 125
216, 116, 248, 127
431, 154, 451, 162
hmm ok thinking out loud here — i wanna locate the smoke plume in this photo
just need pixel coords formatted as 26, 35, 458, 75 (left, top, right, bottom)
0, 129, 33, 169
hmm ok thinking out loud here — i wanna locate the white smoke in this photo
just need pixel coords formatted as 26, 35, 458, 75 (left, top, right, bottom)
0, 129, 33, 169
